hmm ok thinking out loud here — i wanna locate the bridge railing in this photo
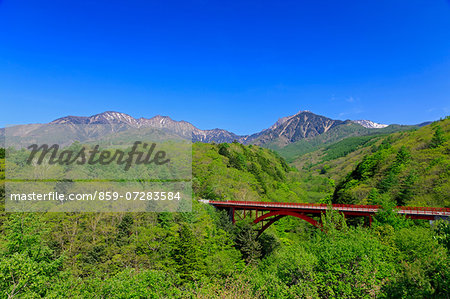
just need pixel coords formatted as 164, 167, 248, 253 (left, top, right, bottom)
397, 206, 450, 215
209, 200, 450, 215
210, 200, 380, 210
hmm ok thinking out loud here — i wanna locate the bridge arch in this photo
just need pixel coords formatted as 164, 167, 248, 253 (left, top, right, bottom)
253, 210, 321, 236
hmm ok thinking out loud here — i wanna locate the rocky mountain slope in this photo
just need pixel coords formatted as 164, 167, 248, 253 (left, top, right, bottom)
245, 111, 347, 146
51, 111, 241, 143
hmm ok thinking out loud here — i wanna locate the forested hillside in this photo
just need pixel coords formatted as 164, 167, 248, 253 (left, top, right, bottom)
333, 118, 450, 207
192, 142, 307, 203
289, 118, 450, 208
0, 126, 449, 298
272, 122, 416, 163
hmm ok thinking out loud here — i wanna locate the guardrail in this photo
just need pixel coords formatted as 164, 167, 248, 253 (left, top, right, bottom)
208, 200, 450, 216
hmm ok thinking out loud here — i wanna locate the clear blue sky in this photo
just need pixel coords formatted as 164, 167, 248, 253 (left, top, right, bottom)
1, 0, 449, 134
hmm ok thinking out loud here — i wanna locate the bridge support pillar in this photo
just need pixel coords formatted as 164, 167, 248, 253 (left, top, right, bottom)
228, 207, 235, 224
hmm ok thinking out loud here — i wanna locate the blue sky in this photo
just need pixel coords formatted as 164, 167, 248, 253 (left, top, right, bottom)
1, 0, 449, 134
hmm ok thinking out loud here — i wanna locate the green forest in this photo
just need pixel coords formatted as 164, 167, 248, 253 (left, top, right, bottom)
0, 119, 449, 298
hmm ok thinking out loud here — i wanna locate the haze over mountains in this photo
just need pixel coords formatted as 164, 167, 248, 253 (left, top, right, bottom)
2, 110, 427, 148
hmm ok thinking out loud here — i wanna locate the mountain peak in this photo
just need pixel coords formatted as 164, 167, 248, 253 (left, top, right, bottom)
249, 110, 343, 146
51, 111, 138, 126
269, 110, 313, 130
97, 111, 132, 117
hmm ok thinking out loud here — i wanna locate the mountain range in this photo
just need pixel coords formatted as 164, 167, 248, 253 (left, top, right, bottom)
48, 110, 403, 144
2, 110, 427, 149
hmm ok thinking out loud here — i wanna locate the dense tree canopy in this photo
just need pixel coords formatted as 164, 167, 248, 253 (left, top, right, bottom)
0, 120, 449, 297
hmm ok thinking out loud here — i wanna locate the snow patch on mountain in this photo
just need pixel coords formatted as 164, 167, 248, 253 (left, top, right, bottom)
352, 120, 388, 129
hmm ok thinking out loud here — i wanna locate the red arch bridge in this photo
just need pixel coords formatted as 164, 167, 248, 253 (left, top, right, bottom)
201, 200, 450, 236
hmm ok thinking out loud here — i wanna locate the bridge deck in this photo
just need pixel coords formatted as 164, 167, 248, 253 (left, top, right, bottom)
206, 200, 450, 218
